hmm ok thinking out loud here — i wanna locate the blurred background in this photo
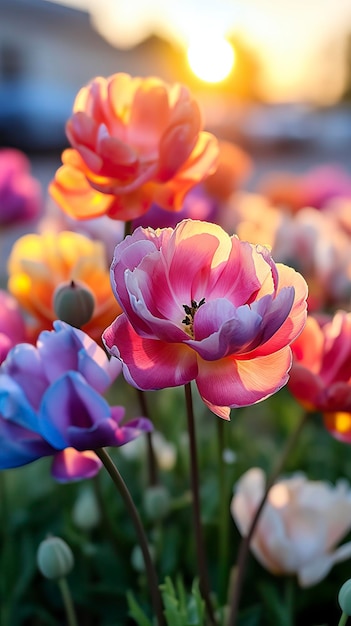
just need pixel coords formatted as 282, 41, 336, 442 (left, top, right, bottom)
2, 0, 351, 190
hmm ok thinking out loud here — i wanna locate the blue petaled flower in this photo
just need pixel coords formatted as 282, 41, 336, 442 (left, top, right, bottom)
0, 321, 152, 481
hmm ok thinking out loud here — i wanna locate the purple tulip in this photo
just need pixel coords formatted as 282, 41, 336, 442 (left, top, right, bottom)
0, 321, 152, 481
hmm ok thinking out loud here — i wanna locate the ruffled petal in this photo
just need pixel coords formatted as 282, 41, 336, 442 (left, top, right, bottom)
196, 348, 292, 413
49, 162, 115, 219
251, 265, 308, 357
189, 299, 262, 360
103, 315, 198, 390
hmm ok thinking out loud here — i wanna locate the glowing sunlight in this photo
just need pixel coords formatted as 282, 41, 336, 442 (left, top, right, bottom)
187, 36, 235, 83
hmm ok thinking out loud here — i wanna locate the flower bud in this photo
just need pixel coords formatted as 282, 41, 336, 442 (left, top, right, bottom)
131, 544, 155, 573
339, 579, 351, 615
37, 536, 74, 580
143, 485, 171, 521
53, 280, 95, 328
72, 486, 101, 531
222, 448, 237, 464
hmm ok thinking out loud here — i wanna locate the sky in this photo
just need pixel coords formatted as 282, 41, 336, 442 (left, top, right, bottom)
46, 0, 351, 102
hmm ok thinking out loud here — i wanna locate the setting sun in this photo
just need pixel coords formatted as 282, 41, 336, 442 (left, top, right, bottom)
187, 36, 235, 83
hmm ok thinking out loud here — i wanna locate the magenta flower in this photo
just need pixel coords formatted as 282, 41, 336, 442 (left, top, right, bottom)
0, 149, 42, 226
103, 220, 308, 418
0, 321, 152, 481
0, 290, 27, 364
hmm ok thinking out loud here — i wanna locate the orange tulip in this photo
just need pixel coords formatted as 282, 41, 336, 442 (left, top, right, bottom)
50, 73, 219, 222
7, 231, 121, 343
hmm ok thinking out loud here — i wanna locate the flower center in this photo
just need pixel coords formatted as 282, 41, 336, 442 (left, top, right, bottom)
182, 298, 205, 337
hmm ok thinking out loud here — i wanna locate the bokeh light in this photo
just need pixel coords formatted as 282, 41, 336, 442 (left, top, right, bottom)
187, 36, 235, 83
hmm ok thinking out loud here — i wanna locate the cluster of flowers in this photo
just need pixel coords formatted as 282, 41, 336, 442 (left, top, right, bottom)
2, 71, 351, 605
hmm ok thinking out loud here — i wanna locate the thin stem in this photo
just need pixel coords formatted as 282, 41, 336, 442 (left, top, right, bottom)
124, 221, 133, 237
339, 613, 349, 626
137, 389, 158, 486
217, 418, 230, 605
227, 411, 309, 626
57, 577, 78, 626
184, 383, 217, 626
284, 576, 295, 626
0, 471, 12, 626
95, 447, 165, 626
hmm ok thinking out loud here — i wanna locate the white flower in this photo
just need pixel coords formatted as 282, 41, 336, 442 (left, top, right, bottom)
231, 467, 351, 587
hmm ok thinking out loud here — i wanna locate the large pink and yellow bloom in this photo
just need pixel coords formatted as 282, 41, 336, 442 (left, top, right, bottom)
49, 73, 218, 222
103, 220, 308, 418
289, 311, 351, 442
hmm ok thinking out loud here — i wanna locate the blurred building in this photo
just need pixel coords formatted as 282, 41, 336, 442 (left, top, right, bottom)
0, 0, 184, 150
1, 0, 351, 156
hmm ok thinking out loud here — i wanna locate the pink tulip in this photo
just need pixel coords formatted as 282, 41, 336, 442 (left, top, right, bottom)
103, 220, 308, 418
0, 149, 42, 226
289, 312, 351, 441
50, 73, 218, 222
231, 468, 351, 586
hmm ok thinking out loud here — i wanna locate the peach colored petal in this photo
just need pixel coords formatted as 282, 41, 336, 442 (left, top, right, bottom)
196, 347, 292, 412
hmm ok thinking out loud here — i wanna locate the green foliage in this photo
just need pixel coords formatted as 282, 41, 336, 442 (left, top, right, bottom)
128, 576, 206, 626
2, 385, 351, 624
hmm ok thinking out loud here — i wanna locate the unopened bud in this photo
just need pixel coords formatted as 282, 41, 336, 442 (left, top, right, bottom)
37, 536, 74, 580
131, 544, 155, 573
72, 486, 101, 531
53, 280, 95, 328
339, 579, 351, 615
143, 485, 171, 521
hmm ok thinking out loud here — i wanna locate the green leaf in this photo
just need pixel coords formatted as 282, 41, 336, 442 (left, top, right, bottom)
127, 591, 154, 626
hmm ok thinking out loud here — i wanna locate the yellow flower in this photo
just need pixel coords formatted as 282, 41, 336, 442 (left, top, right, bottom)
7, 231, 121, 343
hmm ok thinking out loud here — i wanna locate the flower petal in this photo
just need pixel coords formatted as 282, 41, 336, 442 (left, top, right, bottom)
0, 375, 40, 432
0, 417, 53, 469
190, 300, 262, 360
103, 314, 198, 389
51, 448, 102, 482
1, 344, 47, 410
39, 372, 115, 450
196, 348, 292, 413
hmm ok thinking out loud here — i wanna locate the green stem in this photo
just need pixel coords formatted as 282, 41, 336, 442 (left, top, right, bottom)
0, 471, 11, 626
184, 383, 217, 626
57, 577, 78, 626
227, 411, 309, 626
95, 447, 165, 626
284, 576, 295, 626
217, 419, 230, 605
137, 389, 158, 486
339, 613, 349, 626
